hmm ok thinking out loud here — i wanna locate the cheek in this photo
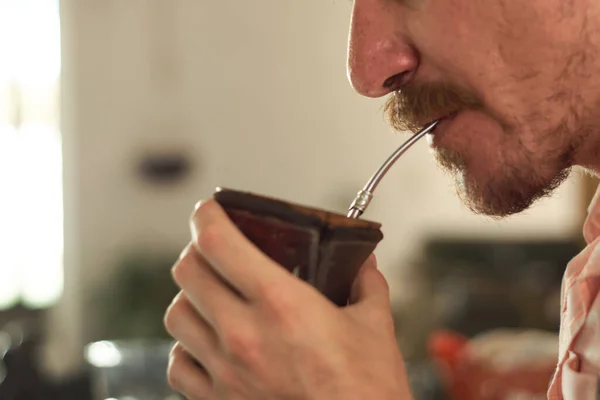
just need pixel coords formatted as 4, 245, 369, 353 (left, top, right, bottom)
412, 1, 551, 109
411, 0, 575, 153
409, 3, 507, 90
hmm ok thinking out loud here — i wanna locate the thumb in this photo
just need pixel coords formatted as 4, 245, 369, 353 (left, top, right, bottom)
349, 254, 390, 306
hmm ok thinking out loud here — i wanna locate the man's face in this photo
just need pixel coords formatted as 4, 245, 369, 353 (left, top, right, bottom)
347, 0, 597, 217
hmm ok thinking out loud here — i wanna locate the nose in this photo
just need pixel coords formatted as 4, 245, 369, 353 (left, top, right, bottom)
347, 0, 418, 98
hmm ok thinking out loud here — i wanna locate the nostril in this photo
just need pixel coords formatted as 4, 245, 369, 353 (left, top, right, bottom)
383, 72, 408, 91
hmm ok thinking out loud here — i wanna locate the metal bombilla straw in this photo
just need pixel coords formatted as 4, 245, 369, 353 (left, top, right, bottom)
347, 120, 440, 219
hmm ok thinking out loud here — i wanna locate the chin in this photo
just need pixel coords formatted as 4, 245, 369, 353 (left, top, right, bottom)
454, 172, 539, 218
423, 104, 579, 218
446, 155, 570, 218
425, 107, 575, 217
430, 116, 570, 218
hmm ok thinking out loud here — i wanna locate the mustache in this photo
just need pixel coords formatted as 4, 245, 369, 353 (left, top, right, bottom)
383, 81, 484, 133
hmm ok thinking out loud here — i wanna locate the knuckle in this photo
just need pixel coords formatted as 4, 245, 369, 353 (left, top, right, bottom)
260, 284, 293, 310
171, 252, 196, 284
163, 310, 178, 337
166, 346, 184, 390
222, 327, 261, 364
166, 365, 179, 391
163, 294, 186, 335
214, 363, 240, 389
260, 285, 301, 326
166, 369, 187, 397
168, 342, 180, 359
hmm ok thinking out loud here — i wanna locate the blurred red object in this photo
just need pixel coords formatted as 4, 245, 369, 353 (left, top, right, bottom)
428, 329, 558, 400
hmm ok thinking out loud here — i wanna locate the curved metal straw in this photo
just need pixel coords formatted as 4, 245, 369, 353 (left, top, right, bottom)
347, 120, 440, 219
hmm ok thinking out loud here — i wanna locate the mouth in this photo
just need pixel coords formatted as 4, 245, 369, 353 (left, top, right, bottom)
421, 111, 458, 130
424, 112, 459, 147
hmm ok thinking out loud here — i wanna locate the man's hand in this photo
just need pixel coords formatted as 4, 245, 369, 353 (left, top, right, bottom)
164, 199, 412, 400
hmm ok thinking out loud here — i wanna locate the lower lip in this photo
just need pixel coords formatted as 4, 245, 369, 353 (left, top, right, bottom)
426, 114, 456, 148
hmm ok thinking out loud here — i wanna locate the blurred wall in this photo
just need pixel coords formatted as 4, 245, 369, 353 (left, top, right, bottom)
49, 0, 585, 376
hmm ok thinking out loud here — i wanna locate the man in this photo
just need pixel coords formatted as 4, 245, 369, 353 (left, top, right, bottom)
163, 0, 600, 398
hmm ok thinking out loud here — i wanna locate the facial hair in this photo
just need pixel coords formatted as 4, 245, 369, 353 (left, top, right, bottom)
383, 82, 573, 217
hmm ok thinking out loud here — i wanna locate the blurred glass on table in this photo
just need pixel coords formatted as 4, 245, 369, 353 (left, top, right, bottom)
85, 340, 181, 400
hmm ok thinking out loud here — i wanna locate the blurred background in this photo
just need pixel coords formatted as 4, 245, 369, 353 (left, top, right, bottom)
0, 0, 596, 399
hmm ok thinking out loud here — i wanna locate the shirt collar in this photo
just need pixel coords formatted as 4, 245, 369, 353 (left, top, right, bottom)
583, 185, 600, 244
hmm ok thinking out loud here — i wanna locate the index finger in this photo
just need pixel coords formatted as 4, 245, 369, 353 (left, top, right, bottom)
190, 199, 294, 300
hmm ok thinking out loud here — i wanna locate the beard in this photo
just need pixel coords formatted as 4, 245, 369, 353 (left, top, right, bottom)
384, 82, 573, 218
433, 144, 570, 218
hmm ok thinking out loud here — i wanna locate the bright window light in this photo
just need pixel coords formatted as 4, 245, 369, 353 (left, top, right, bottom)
0, 0, 63, 309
